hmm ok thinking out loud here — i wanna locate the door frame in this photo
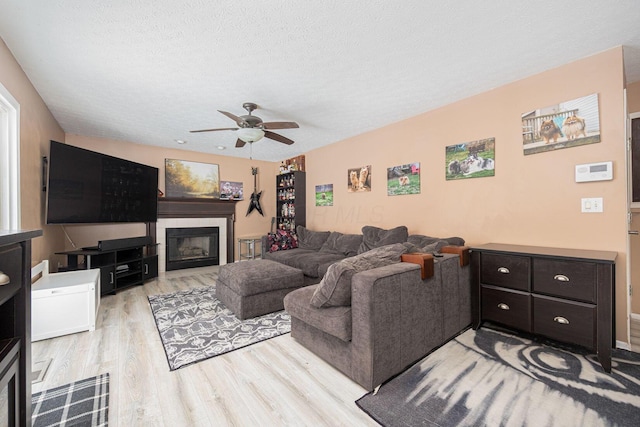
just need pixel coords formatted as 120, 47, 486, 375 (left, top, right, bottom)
625, 98, 640, 348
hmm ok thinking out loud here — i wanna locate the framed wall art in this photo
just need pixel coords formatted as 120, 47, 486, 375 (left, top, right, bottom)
522, 93, 600, 155
387, 163, 420, 195
347, 165, 371, 192
315, 184, 333, 206
446, 138, 495, 180
165, 159, 220, 198
220, 181, 243, 200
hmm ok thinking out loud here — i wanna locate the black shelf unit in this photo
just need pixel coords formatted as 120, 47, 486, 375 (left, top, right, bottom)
57, 238, 158, 296
0, 229, 42, 427
276, 171, 306, 231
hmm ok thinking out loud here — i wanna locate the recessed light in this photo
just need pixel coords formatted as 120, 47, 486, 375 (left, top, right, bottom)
175, 139, 187, 144
217, 146, 226, 150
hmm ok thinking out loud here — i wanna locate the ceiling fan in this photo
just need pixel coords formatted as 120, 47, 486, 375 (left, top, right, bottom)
190, 102, 299, 148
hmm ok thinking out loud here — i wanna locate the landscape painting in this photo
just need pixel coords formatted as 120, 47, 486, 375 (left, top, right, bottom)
522, 93, 600, 155
387, 163, 420, 196
165, 159, 220, 198
347, 165, 371, 192
315, 184, 333, 206
446, 138, 495, 180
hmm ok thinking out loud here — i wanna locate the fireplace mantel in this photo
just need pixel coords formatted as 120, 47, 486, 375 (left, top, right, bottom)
158, 198, 237, 218
153, 198, 238, 265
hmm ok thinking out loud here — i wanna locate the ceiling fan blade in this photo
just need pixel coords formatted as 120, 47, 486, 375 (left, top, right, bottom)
218, 110, 248, 127
190, 127, 238, 133
262, 121, 299, 130
264, 130, 295, 145
235, 138, 246, 148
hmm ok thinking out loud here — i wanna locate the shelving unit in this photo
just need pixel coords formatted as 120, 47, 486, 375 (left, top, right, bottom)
276, 171, 305, 231
58, 241, 158, 296
0, 229, 43, 426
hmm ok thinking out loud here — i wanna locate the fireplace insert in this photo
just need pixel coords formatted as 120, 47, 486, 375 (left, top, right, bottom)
166, 227, 219, 271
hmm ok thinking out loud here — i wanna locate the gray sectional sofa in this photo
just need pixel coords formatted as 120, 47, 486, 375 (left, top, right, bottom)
261, 225, 471, 391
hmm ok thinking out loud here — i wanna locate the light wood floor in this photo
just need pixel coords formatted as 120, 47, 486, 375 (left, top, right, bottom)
31, 266, 378, 427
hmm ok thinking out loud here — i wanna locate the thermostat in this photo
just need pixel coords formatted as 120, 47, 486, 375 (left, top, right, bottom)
575, 161, 613, 183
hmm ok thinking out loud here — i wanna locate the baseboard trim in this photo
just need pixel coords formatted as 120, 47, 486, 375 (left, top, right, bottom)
617, 340, 631, 351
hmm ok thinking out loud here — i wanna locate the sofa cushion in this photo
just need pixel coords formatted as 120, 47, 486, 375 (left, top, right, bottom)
358, 225, 408, 254
284, 285, 352, 342
267, 229, 298, 252
263, 248, 346, 278
296, 226, 331, 250
310, 243, 407, 308
408, 234, 465, 247
403, 240, 448, 254
320, 232, 363, 257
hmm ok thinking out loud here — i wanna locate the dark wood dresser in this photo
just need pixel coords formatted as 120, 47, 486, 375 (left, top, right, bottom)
0, 229, 42, 426
470, 243, 616, 372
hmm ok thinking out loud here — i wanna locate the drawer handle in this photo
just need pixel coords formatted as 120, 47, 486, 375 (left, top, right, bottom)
553, 316, 570, 325
0, 271, 9, 286
497, 303, 510, 310
554, 274, 570, 282
497, 267, 510, 274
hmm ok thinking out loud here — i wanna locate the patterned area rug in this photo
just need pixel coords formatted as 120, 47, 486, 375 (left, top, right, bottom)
31, 373, 109, 427
357, 327, 640, 427
148, 285, 291, 370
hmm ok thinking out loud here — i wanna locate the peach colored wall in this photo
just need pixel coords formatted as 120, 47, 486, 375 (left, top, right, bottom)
0, 38, 66, 265
61, 135, 277, 258
305, 48, 629, 342
628, 80, 640, 114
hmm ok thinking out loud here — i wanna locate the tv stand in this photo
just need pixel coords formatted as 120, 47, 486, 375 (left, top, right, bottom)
57, 236, 158, 296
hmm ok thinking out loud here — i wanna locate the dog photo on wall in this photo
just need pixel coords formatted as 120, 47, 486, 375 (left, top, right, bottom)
521, 93, 600, 155
347, 165, 371, 192
446, 138, 495, 180
387, 163, 420, 196
316, 184, 333, 206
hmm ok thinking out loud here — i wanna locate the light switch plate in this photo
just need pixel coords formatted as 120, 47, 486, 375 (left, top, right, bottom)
581, 197, 603, 213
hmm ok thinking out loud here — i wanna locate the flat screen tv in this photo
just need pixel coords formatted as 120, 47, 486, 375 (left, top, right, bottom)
46, 141, 159, 224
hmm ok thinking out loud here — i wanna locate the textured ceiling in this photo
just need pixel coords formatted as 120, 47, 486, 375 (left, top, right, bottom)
1, 1, 640, 162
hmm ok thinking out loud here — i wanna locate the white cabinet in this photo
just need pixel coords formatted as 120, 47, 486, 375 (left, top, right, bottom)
31, 267, 100, 342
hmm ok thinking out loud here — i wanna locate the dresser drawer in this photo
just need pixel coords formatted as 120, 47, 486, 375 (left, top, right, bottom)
481, 286, 531, 332
533, 295, 595, 350
532, 258, 596, 303
480, 253, 530, 291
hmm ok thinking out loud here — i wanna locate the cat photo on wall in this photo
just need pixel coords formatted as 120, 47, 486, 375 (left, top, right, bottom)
347, 165, 371, 192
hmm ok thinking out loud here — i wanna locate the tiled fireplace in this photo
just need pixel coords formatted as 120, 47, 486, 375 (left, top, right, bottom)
155, 199, 237, 273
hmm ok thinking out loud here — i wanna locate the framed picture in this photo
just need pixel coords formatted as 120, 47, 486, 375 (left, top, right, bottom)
220, 181, 243, 200
348, 165, 371, 192
165, 159, 220, 198
522, 93, 600, 155
316, 184, 333, 206
446, 138, 495, 180
387, 163, 420, 196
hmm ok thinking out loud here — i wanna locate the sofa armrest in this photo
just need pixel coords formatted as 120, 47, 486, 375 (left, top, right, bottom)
440, 245, 470, 267
350, 262, 425, 390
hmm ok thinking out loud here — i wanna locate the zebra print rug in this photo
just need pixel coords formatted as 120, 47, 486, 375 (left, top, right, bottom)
357, 327, 640, 427
148, 285, 290, 370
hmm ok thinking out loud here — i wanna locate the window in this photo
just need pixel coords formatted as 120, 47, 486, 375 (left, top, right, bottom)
0, 82, 20, 229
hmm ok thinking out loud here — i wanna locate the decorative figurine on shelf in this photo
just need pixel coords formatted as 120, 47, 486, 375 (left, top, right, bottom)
246, 167, 264, 217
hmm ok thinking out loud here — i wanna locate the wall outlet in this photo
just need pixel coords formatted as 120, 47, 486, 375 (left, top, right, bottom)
581, 197, 603, 213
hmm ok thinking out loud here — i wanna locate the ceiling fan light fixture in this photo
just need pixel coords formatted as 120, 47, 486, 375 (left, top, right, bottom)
237, 127, 265, 143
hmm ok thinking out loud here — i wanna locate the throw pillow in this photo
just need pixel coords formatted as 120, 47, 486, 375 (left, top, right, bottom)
310, 243, 408, 308
357, 225, 409, 254
408, 234, 465, 247
296, 225, 331, 250
320, 232, 363, 257
403, 240, 448, 254
267, 229, 298, 252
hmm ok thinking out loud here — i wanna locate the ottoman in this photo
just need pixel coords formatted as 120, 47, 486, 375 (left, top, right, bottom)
217, 259, 305, 320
